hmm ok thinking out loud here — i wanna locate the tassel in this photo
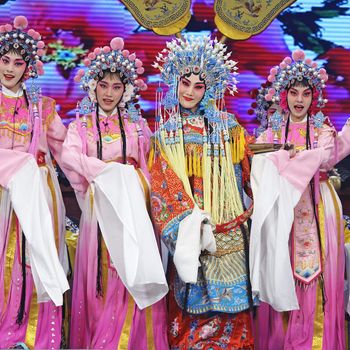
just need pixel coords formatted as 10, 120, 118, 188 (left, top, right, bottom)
219, 150, 226, 223
193, 152, 197, 177
239, 128, 246, 161
147, 145, 155, 172
212, 146, 219, 223
91, 109, 98, 142
96, 224, 103, 298
28, 99, 42, 157
188, 152, 193, 177
137, 121, 150, 181
197, 151, 202, 178
203, 143, 211, 213
16, 232, 26, 325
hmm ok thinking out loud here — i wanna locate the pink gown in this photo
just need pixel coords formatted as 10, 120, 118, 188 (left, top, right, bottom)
252, 120, 345, 350
62, 109, 169, 349
0, 89, 69, 349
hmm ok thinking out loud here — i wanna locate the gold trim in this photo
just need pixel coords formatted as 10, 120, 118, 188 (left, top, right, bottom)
214, 15, 252, 40
145, 307, 155, 350
311, 282, 324, 349
4, 214, 17, 314
153, 11, 191, 36
24, 289, 39, 349
118, 296, 134, 349
311, 198, 327, 349
326, 181, 342, 249
46, 170, 59, 252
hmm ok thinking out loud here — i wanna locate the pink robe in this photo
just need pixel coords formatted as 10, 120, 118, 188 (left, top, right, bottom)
251, 121, 345, 349
0, 91, 69, 349
61, 110, 169, 349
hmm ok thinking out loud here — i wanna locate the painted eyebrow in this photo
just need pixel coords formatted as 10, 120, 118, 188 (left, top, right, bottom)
3, 55, 25, 62
290, 87, 311, 93
181, 77, 204, 86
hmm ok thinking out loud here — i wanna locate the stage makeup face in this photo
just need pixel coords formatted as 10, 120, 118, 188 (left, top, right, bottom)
178, 73, 205, 112
96, 73, 125, 116
287, 85, 312, 122
0, 51, 26, 93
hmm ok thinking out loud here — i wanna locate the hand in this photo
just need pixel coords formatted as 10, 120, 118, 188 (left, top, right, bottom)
283, 143, 296, 158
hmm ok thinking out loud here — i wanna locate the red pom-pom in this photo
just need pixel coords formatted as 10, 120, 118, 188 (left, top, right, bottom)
292, 49, 305, 62
283, 57, 292, 65
128, 53, 136, 61
135, 59, 143, 68
83, 58, 91, 66
36, 60, 43, 68
27, 29, 35, 36
14, 16, 28, 30
102, 46, 111, 53
122, 50, 129, 58
110, 37, 124, 51
88, 52, 96, 60
32, 31, 40, 40
4, 24, 13, 32
267, 74, 274, 83
279, 62, 287, 69
248, 109, 254, 115
37, 41, 45, 49
37, 49, 45, 56
136, 67, 144, 75
94, 47, 102, 55
74, 75, 82, 83
0, 25, 5, 33
251, 102, 258, 108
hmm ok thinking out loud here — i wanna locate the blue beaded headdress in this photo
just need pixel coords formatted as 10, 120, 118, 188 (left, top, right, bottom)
153, 35, 238, 112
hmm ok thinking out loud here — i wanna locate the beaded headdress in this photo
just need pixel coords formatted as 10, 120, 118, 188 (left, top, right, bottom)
0, 16, 46, 157
263, 49, 331, 146
249, 83, 272, 136
74, 38, 149, 166
153, 35, 238, 114
0, 16, 45, 79
265, 49, 328, 110
152, 36, 247, 225
74, 37, 147, 112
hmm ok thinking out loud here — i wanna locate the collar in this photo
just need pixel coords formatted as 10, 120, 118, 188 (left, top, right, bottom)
1, 85, 24, 97
99, 106, 119, 117
290, 114, 308, 124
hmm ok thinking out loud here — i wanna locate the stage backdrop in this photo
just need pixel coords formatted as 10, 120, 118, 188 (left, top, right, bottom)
1, 0, 349, 133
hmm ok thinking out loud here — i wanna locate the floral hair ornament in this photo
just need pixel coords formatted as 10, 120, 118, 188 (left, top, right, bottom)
265, 49, 328, 110
0, 15, 46, 79
0, 16, 46, 158
248, 82, 272, 137
74, 37, 148, 152
74, 36, 147, 109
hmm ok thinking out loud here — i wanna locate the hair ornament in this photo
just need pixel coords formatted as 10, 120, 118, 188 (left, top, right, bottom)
0, 15, 45, 79
265, 49, 328, 109
74, 37, 147, 105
